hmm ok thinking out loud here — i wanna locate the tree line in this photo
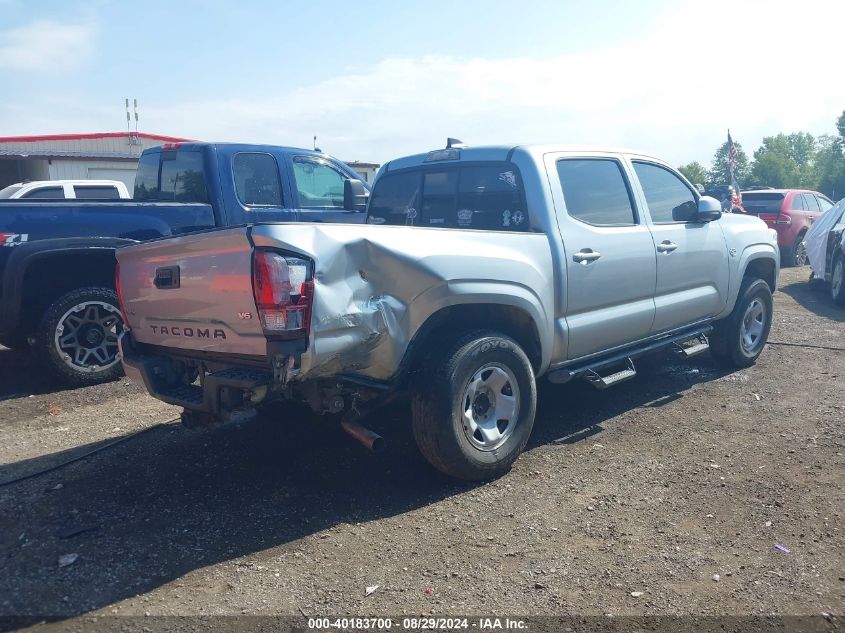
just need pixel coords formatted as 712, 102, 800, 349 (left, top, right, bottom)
678, 110, 845, 200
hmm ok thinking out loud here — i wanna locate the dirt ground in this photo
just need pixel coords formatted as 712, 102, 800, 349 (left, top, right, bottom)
1, 266, 843, 629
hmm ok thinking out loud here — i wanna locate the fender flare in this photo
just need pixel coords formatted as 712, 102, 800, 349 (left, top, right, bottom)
0, 237, 138, 335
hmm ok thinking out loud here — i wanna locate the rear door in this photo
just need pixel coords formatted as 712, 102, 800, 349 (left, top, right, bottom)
544, 153, 657, 360
631, 160, 729, 333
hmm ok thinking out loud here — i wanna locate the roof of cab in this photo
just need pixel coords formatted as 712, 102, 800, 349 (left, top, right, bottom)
142, 142, 328, 159
383, 143, 664, 172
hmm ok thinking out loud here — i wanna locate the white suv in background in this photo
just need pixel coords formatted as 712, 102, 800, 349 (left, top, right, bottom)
0, 180, 131, 200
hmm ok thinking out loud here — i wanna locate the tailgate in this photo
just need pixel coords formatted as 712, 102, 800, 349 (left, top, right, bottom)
117, 227, 267, 356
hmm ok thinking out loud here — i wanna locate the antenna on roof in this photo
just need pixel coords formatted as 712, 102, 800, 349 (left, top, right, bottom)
446, 137, 467, 149
133, 98, 139, 136
125, 98, 131, 137
313, 135, 322, 152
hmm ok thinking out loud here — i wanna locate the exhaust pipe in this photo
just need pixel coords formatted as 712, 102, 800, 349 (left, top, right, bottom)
341, 416, 385, 453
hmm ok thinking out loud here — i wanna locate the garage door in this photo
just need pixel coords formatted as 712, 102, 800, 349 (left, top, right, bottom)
87, 168, 137, 193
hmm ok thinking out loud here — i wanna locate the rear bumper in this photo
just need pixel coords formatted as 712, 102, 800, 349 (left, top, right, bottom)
118, 330, 275, 414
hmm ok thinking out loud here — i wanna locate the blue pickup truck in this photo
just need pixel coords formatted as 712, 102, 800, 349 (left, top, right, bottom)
0, 142, 370, 385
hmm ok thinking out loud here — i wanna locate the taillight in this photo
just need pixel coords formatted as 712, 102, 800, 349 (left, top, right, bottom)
759, 213, 791, 226
252, 250, 313, 338
114, 262, 130, 327
775, 213, 792, 225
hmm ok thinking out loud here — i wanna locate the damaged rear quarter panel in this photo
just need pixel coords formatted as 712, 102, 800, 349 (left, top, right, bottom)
249, 223, 555, 381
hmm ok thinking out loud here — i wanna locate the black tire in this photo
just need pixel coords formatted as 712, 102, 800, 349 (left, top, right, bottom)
709, 277, 773, 368
34, 287, 124, 387
789, 233, 808, 267
410, 330, 536, 481
831, 253, 845, 306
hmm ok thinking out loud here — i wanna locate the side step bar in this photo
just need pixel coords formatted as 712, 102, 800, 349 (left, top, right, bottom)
584, 357, 637, 389
547, 325, 713, 387
672, 334, 710, 359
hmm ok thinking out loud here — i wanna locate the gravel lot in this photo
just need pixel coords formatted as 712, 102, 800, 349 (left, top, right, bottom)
1, 266, 843, 628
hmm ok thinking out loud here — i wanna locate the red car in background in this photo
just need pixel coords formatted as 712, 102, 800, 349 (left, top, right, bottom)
741, 189, 835, 266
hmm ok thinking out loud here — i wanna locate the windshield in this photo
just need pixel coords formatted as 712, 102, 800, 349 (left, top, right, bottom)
741, 192, 785, 214
0, 185, 23, 199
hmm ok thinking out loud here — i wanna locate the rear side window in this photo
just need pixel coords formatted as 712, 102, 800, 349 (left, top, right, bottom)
741, 192, 785, 214
367, 171, 421, 225
292, 159, 347, 208
633, 162, 698, 223
22, 187, 64, 199
367, 163, 528, 230
817, 196, 833, 212
134, 150, 208, 202
802, 193, 820, 212
788, 194, 806, 211
556, 159, 636, 226
233, 153, 283, 207
74, 186, 120, 199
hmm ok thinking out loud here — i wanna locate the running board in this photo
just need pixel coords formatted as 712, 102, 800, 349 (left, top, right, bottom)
584, 358, 637, 389
547, 324, 713, 386
672, 334, 710, 358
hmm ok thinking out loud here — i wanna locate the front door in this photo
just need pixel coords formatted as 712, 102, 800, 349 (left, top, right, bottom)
630, 161, 730, 333
546, 155, 657, 361
290, 157, 364, 224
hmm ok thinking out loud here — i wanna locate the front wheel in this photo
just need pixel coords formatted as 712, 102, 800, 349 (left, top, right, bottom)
34, 287, 125, 387
411, 331, 537, 481
710, 277, 773, 368
831, 253, 845, 306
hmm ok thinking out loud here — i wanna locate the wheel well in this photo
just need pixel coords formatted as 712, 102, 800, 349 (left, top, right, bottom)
17, 251, 117, 335
402, 304, 542, 380
744, 257, 777, 292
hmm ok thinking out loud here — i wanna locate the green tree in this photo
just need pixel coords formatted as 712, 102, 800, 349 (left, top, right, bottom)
678, 161, 708, 187
814, 134, 845, 200
837, 109, 845, 138
750, 133, 817, 189
707, 141, 751, 188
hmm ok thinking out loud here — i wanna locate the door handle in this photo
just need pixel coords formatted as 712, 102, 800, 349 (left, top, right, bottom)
656, 240, 678, 253
573, 249, 601, 264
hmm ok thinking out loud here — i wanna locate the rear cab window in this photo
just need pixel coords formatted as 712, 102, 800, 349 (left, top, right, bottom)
367, 162, 529, 231
134, 149, 208, 202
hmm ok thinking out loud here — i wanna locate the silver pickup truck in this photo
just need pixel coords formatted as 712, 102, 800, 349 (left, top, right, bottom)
116, 143, 780, 480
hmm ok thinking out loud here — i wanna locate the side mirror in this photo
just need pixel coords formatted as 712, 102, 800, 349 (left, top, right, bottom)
695, 196, 722, 222
343, 179, 369, 212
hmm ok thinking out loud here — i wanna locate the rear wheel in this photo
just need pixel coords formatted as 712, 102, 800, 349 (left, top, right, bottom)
831, 253, 845, 306
34, 287, 124, 387
411, 331, 536, 481
790, 233, 808, 267
710, 277, 773, 368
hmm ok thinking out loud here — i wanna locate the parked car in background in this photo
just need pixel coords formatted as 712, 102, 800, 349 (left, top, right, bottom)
0, 142, 370, 386
740, 189, 834, 266
116, 143, 779, 480
803, 198, 845, 305
0, 180, 130, 200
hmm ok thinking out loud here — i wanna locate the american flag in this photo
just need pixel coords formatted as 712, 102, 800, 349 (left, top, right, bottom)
727, 130, 738, 175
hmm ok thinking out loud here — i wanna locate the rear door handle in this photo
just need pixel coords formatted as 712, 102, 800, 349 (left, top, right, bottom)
656, 240, 678, 253
573, 249, 601, 264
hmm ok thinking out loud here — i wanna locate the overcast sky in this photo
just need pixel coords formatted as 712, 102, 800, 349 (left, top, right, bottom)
1, 0, 843, 166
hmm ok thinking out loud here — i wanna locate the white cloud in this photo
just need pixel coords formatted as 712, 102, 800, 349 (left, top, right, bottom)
3, 0, 844, 167
138, 0, 845, 165
0, 20, 95, 71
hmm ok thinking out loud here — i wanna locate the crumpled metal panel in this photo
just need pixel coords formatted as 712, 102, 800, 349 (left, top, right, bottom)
250, 223, 554, 382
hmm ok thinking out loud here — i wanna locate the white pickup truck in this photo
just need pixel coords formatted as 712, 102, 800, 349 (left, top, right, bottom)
0, 180, 131, 199
116, 143, 780, 480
